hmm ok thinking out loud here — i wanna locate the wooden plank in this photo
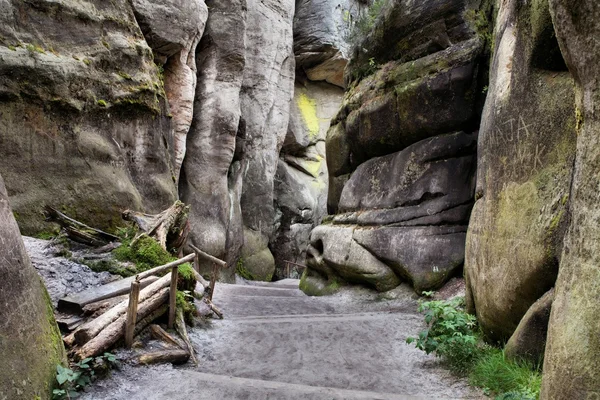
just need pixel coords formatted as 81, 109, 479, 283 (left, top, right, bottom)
175, 309, 197, 365
149, 324, 185, 349
125, 279, 140, 348
168, 266, 178, 329
74, 273, 172, 345
57, 275, 159, 314
136, 253, 196, 280
137, 349, 190, 365
189, 244, 226, 268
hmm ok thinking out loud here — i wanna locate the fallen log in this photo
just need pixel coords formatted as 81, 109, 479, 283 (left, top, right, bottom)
72, 254, 195, 344
122, 201, 190, 252
134, 305, 168, 337
58, 275, 159, 314
45, 206, 119, 246
74, 273, 172, 345
137, 349, 190, 365
75, 288, 169, 360
149, 324, 185, 349
175, 309, 197, 365
82, 294, 128, 318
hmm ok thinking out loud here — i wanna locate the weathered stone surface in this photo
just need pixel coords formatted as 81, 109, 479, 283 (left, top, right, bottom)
180, 0, 246, 269
293, 0, 366, 87
338, 131, 476, 213
355, 226, 468, 293
505, 288, 554, 365
271, 81, 342, 279
302, 0, 486, 295
132, 0, 209, 179
542, 1, 600, 398
238, 0, 295, 281
0, 0, 177, 234
0, 175, 66, 399
464, 0, 576, 341
306, 225, 402, 292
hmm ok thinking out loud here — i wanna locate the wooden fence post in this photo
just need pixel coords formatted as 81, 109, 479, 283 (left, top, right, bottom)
125, 277, 141, 348
168, 266, 178, 329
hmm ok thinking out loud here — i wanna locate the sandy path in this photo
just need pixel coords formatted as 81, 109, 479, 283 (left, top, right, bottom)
81, 280, 482, 399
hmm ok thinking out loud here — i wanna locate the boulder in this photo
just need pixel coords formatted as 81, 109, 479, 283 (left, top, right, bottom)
0, 0, 177, 234
304, 131, 476, 294
464, 0, 576, 341
505, 288, 554, 365
0, 174, 66, 399
306, 225, 401, 292
541, 1, 600, 398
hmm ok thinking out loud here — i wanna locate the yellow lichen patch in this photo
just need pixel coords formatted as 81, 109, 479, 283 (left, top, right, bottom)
303, 155, 323, 178
297, 92, 320, 139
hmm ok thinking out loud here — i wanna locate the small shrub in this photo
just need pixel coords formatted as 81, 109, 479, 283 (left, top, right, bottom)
407, 296, 542, 399
52, 353, 118, 399
346, 0, 387, 44
406, 296, 478, 372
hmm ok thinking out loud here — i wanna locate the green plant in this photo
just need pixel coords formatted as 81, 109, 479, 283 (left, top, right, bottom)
52, 353, 117, 399
407, 297, 542, 399
97, 99, 108, 107
406, 297, 478, 372
113, 235, 173, 272
470, 348, 541, 400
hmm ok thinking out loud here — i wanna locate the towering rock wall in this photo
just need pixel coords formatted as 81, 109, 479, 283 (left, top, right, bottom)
0, 0, 185, 234
0, 174, 66, 399
541, 1, 600, 397
269, 0, 363, 279
464, 0, 576, 341
301, 0, 489, 295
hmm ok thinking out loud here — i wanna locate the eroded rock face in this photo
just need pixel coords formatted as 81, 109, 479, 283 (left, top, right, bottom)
0, 0, 177, 234
0, 175, 66, 399
271, 81, 342, 279
237, 0, 296, 281
293, 0, 366, 87
132, 0, 209, 179
302, 0, 486, 295
464, 0, 576, 341
542, 1, 600, 398
180, 0, 246, 271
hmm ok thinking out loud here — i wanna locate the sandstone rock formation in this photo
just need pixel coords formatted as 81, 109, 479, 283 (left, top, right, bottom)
132, 0, 208, 180
504, 288, 554, 365
294, 0, 366, 88
464, 0, 576, 341
302, 0, 488, 295
0, 0, 178, 234
0, 174, 66, 399
180, 0, 247, 276
542, 1, 600, 398
271, 81, 342, 279
237, 0, 296, 281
